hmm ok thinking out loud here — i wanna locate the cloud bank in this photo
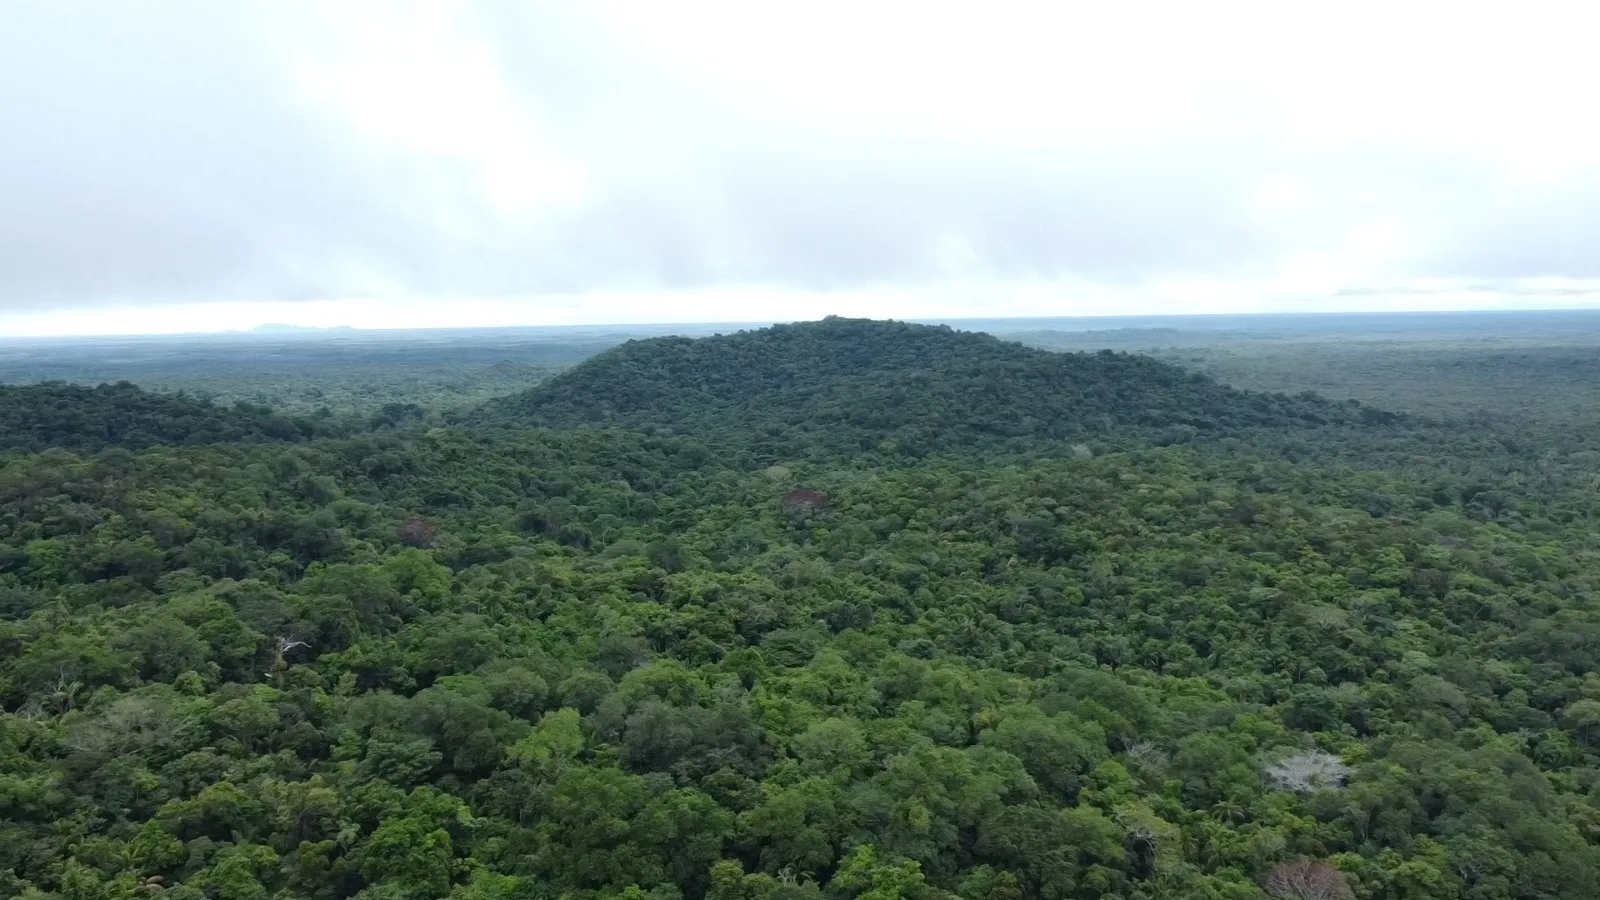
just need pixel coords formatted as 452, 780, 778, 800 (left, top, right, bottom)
4, 1, 1600, 332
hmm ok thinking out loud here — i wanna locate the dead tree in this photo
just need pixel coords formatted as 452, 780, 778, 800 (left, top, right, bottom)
1266, 750, 1350, 793
1265, 858, 1353, 900
782, 489, 829, 524
270, 636, 309, 688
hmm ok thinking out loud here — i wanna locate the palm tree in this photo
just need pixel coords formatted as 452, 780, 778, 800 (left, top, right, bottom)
49, 668, 82, 714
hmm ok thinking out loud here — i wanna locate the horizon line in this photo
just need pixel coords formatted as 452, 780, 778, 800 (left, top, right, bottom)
9, 306, 1600, 342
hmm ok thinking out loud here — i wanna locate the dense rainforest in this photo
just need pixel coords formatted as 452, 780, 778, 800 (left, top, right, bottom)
472, 319, 1400, 462
0, 382, 326, 454
5, 319, 1600, 900
0, 333, 620, 417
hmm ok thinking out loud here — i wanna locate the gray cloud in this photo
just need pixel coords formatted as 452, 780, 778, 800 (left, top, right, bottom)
0, 3, 441, 308
2, 2, 1598, 316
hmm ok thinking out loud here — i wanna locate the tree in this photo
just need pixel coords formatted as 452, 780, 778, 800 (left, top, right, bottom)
1265, 751, 1350, 794
1265, 859, 1352, 900
360, 816, 456, 898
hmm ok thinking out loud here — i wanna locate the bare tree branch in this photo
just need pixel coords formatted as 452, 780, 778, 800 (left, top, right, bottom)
1265, 750, 1350, 793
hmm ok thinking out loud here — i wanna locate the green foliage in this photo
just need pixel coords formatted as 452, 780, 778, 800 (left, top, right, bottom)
6, 318, 1600, 899
474, 318, 1393, 462
0, 331, 619, 416
0, 381, 323, 452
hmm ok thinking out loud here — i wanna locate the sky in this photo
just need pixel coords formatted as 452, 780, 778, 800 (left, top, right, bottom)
5, 1, 1600, 336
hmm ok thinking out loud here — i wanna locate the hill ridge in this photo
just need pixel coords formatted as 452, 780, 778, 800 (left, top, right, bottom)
0, 380, 320, 452
474, 318, 1395, 459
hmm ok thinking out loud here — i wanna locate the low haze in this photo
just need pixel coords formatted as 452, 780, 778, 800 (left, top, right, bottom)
5, 1, 1600, 335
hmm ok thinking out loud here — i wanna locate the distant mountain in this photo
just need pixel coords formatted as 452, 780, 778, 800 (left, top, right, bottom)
245, 323, 356, 334
0, 381, 320, 452
473, 317, 1397, 460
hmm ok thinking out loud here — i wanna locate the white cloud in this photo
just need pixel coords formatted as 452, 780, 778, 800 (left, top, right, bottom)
4, 0, 1600, 334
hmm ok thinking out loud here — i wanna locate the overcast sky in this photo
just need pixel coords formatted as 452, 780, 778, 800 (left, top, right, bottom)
4, 1, 1600, 335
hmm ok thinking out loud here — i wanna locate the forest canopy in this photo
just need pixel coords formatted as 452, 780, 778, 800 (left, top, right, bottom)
0, 381, 324, 453
2, 320, 1598, 900
474, 318, 1401, 462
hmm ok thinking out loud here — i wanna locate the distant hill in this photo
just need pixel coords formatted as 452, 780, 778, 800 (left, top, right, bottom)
473, 318, 1397, 460
246, 323, 356, 334
0, 381, 320, 453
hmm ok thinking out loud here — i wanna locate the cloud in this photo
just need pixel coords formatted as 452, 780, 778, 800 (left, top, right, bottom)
1420, 171, 1600, 281
4, 0, 1600, 328
0, 3, 406, 307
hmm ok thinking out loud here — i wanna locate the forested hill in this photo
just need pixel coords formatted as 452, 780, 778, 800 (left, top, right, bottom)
474, 318, 1397, 460
12, 323, 1600, 900
0, 381, 321, 452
